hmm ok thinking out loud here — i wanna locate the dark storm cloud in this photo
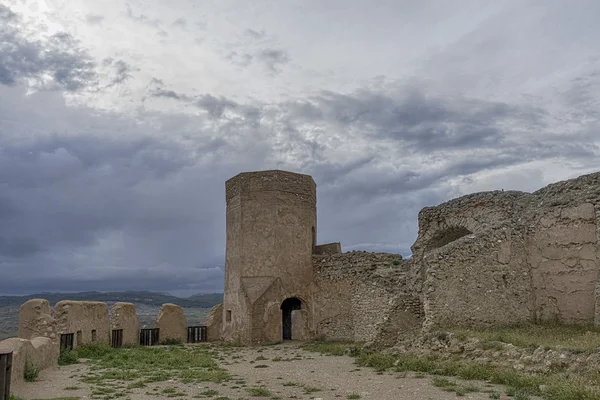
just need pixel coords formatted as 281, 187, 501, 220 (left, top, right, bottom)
304, 88, 547, 151
0, 5, 97, 90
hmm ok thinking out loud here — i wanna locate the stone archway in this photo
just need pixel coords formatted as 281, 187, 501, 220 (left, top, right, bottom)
281, 297, 302, 340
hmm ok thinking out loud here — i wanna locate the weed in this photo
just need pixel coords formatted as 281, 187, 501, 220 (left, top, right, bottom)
23, 361, 40, 382
247, 387, 271, 396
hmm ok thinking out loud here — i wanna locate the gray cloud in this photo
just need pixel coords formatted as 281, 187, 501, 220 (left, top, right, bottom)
1, 1, 599, 296
86, 14, 104, 24
0, 5, 97, 91
257, 49, 290, 73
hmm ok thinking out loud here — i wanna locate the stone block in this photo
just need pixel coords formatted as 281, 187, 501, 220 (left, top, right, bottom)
155, 303, 187, 343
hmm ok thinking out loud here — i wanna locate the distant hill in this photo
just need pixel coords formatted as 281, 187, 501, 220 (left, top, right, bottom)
0, 291, 223, 309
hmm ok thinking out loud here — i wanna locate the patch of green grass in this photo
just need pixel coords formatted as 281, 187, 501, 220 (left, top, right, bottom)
161, 338, 183, 346
449, 323, 600, 353
58, 350, 79, 366
303, 386, 322, 393
196, 389, 219, 396
247, 387, 272, 397
75, 343, 113, 359
356, 352, 396, 372
306, 342, 600, 400
347, 393, 361, 399
30, 398, 81, 400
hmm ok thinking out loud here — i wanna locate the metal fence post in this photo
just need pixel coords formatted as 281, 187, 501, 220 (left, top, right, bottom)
0, 349, 13, 400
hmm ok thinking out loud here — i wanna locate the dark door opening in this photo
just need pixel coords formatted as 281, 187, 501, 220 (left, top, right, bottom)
281, 297, 302, 340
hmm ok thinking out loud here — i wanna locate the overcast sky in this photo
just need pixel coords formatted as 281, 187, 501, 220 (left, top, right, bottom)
1, 0, 599, 296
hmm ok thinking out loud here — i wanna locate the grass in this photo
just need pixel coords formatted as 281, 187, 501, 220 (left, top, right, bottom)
24, 361, 40, 382
247, 387, 272, 396
303, 340, 600, 400
66, 343, 231, 399
450, 323, 600, 353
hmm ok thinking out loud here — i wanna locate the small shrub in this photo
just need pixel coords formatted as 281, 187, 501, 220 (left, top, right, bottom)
161, 338, 183, 346
23, 361, 39, 382
347, 393, 361, 399
58, 350, 79, 366
75, 343, 112, 359
247, 387, 271, 397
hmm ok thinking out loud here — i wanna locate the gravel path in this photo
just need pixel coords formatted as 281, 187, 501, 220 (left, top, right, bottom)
13, 342, 521, 400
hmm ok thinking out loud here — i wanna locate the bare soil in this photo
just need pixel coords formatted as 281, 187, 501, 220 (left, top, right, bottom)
14, 342, 522, 400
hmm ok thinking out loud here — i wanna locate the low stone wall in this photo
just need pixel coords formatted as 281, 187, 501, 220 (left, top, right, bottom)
155, 303, 187, 343
110, 303, 140, 346
54, 301, 110, 347
0, 336, 58, 394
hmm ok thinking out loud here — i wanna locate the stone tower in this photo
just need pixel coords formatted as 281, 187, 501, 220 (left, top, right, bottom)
222, 170, 317, 344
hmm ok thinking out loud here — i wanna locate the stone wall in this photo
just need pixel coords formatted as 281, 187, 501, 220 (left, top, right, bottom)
54, 301, 110, 347
155, 303, 187, 343
422, 224, 532, 329
412, 171, 600, 330
204, 303, 223, 341
0, 336, 58, 393
313, 251, 422, 346
17, 299, 56, 341
314, 242, 342, 255
110, 302, 140, 346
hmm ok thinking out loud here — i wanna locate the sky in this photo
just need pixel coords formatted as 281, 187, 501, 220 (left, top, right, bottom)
0, 0, 599, 297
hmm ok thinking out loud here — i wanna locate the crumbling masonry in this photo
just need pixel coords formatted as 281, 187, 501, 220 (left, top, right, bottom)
206, 170, 600, 345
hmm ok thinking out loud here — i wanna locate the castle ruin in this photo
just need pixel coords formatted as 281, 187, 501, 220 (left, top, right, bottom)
207, 169, 600, 345
3, 168, 599, 393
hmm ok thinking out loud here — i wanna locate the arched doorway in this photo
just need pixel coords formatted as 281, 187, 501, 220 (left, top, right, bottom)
281, 297, 302, 340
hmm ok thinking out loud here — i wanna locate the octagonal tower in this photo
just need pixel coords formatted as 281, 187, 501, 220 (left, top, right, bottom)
222, 170, 317, 344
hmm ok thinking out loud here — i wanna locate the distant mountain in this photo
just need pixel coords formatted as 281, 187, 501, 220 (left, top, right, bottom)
0, 291, 223, 308
186, 292, 223, 305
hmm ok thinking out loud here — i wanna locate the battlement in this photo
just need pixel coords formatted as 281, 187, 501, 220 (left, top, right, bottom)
225, 169, 316, 204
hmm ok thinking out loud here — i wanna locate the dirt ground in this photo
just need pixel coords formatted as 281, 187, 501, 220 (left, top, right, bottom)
14, 342, 525, 400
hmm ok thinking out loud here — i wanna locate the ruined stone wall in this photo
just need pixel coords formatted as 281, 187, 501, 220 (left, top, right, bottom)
0, 336, 58, 393
413, 171, 600, 329
314, 242, 342, 255
110, 302, 140, 346
422, 225, 532, 329
54, 301, 110, 347
525, 172, 600, 323
313, 252, 422, 346
411, 190, 531, 257
17, 299, 56, 341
